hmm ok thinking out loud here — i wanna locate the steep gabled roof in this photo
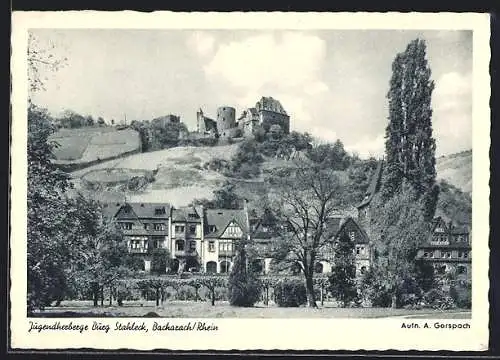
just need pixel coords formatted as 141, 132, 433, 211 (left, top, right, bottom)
357, 161, 384, 209
325, 216, 343, 238
104, 202, 171, 222
172, 206, 202, 222
102, 202, 122, 220
335, 217, 370, 244
250, 219, 275, 240
205, 209, 248, 238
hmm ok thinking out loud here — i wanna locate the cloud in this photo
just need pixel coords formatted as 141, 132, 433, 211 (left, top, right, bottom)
433, 71, 472, 155
345, 134, 385, 159
202, 32, 329, 122
187, 31, 216, 57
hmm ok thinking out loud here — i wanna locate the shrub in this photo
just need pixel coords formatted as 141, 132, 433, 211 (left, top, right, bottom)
204, 158, 231, 173
176, 285, 197, 301
449, 283, 472, 309
150, 248, 170, 274
115, 281, 139, 306
423, 289, 455, 310
237, 163, 260, 179
228, 239, 262, 307
274, 279, 307, 307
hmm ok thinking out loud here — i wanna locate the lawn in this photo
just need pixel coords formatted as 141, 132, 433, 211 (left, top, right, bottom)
34, 300, 471, 319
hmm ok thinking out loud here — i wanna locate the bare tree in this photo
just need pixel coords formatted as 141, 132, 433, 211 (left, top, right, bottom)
28, 32, 67, 94
268, 159, 348, 308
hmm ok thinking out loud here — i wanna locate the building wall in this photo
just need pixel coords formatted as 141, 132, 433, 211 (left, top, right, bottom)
259, 110, 290, 134
216, 106, 236, 131
203, 238, 221, 272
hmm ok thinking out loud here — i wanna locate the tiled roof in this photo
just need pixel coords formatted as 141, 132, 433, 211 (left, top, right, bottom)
205, 209, 249, 238
357, 161, 383, 208
172, 206, 202, 222
450, 225, 471, 235
335, 217, 370, 244
102, 202, 121, 220
113, 202, 171, 220
325, 216, 343, 238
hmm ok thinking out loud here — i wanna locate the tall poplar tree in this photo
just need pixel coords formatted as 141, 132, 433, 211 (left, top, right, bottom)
383, 38, 438, 220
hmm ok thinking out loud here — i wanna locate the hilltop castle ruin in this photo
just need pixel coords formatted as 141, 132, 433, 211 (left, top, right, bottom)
196, 96, 290, 140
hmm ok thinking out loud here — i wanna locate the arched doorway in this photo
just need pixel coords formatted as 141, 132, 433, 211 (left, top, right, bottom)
206, 261, 217, 274
220, 260, 231, 274
186, 257, 200, 272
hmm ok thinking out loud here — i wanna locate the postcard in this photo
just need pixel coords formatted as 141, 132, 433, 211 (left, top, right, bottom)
10, 11, 490, 351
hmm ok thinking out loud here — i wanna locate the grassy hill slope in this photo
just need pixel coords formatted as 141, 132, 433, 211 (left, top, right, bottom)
68, 140, 473, 214
70, 144, 240, 206
50, 127, 141, 168
436, 150, 472, 194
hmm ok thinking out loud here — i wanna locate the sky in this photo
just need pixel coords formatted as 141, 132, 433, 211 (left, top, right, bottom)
30, 29, 472, 158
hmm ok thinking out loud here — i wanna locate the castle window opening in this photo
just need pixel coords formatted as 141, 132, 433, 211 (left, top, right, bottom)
208, 241, 215, 252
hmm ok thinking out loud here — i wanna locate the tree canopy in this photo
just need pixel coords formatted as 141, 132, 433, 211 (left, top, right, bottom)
383, 38, 438, 220
267, 159, 349, 307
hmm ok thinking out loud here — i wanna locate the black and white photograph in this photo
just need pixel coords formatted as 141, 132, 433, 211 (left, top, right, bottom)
10, 11, 490, 351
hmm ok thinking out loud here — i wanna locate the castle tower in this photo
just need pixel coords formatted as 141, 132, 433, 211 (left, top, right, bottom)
197, 108, 205, 133
216, 106, 236, 135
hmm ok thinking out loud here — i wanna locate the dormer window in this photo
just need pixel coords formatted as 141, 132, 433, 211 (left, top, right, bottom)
155, 207, 165, 215
208, 225, 216, 233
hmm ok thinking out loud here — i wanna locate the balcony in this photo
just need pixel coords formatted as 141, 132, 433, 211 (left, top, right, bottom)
174, 249, 198, 257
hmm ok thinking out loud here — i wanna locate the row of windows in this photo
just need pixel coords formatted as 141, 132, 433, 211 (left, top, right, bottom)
174, 225, 197, 234
121, 222, 200, 234
122, 222, 167, 231
423, 251, 469, 259
175, 240, 197, 251
432, 234, 469, 243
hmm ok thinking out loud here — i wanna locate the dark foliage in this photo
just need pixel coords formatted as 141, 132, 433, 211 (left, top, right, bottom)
228, 238, 262, 307
383, 38, 438, 221
274, 279, 307, 307
328, 231, 359, 307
